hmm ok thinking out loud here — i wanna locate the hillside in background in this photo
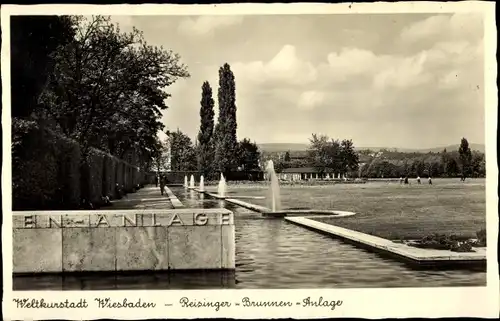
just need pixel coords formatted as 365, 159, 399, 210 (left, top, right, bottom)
258, 143, 310, 152
258, 143, 485, 154
411, 143, 485, 153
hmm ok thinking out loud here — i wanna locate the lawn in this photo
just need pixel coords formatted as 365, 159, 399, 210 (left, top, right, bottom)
210, 179, 486, 240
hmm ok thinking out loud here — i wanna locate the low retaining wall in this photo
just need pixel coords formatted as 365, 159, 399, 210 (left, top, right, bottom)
164, 186, 185, 208
286, 216, 486, 267
13, 209, 235, 273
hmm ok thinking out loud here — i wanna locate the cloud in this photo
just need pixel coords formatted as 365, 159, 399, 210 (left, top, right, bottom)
232, 44, 317, 87
178, 16, 244, 36
298, 91, 325, 110
400, 13, 483, 45
158, 14, 484, 148
326, 48, 388, 78
225, 17, 482, 143
438, 70, 461, 90
251, 41, 480, 95
372, 52, 431, 90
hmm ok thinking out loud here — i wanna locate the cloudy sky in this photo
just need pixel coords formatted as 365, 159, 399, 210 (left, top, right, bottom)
111, 13, 484, 149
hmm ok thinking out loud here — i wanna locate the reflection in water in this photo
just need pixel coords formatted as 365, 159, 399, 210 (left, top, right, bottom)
13, 186, 486, 290
14, 271, 236, 291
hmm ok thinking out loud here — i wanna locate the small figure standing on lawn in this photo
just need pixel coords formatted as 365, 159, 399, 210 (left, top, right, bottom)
428, 177, 432, 185
399, 177, 403, 184
416, 176, 421, 184
404, 176, 409, 185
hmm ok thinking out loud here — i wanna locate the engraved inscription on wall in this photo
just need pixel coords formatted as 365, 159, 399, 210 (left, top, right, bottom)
13, 212, 233, 229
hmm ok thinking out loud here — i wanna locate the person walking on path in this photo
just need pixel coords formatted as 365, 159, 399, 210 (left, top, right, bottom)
428, 177, 432, 185
417, 176, 421, 184
159, 175, 166, 195
399, 177, 403, 185
404, 176, 409, 185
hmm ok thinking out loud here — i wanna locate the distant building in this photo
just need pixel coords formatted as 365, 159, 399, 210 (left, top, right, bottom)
276, 167, 342, 181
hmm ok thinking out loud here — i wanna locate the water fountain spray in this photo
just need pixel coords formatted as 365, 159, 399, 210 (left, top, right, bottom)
199, 175, 205, 192
190, 175, 195, 189
218, 173, 227, 198
184, 175, 188, 189
265, 160, 281, 212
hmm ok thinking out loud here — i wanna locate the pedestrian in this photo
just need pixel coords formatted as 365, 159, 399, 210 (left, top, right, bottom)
404, 176, 409, 185
399, 177, 403, 184
115, 183, 122, 199
428, 177, 432, 185
417, 176, 421, 184
159, 175, 166, 195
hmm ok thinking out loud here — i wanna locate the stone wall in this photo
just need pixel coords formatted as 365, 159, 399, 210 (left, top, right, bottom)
12, 209, 235, 273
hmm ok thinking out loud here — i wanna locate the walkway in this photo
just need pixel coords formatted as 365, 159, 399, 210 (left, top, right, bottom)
109, 185, 181, 210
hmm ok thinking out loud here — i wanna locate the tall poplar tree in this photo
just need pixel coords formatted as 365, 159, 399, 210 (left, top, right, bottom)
197, 81, 215, 176
214, 63, 238, 173
458, 137, 472, 178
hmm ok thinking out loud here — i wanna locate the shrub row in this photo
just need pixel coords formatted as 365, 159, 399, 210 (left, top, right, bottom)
407, 229, 487, 252
12, 120, 146, 210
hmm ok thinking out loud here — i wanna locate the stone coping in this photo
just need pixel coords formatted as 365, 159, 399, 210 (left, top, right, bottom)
225, 198, 271, 213
13, 208, 236, 273
264, 210, 356, 218
229, 195, 266, 200
285, 216, 486, 264
12, 208, 232, 216
205, 192, 227, 200
163, 186, 185, 208
12, 209, 234, 229
202, 191, 355, 219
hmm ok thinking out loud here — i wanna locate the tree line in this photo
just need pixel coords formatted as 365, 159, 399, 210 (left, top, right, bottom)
153, 63, 261, 179
306, 134, 360, 176
11, 15, 189, 207
262, 134, 359, 177
13, 15, 189, 170
264, 137, 484, 179
359, 138, 484, 178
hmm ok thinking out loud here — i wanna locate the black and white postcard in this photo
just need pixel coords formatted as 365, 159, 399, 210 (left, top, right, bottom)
2, 2, 498, 319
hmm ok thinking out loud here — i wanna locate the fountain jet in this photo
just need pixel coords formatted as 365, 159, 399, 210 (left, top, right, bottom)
190, 175, 195, 189
199, 175, 205, 192
265, 160, 281, 212
184, 175, 188, 189
218, 173, 227, 197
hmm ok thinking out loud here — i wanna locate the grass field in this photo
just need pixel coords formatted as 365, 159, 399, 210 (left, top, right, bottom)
214, 178, 486, 240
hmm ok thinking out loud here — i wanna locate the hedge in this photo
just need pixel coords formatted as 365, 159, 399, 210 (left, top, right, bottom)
102, 153, 115, 199
12, 120, 146, 210
56, 134, 81, 208
12, 120, 79, 210
80, 148, 105, 205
